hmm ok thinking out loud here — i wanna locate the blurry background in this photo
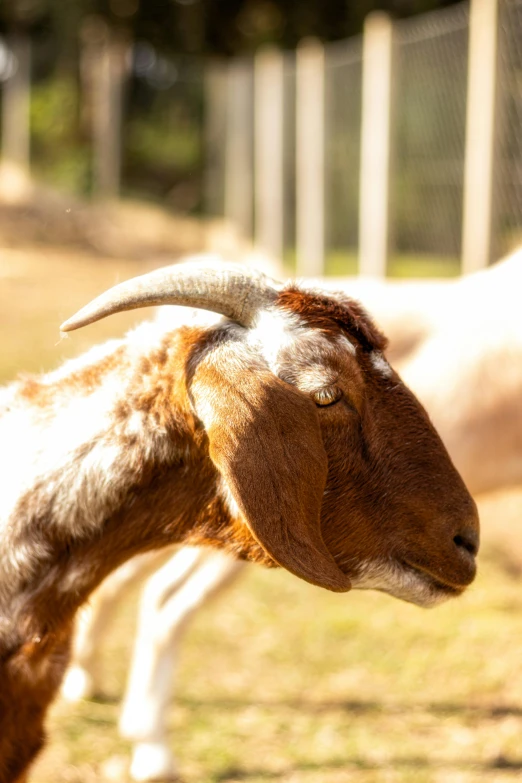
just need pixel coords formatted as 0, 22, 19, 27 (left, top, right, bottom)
2, 1, 522, 782
0, 0, 519, 279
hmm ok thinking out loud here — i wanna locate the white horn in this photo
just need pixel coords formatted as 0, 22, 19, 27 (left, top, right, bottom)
60, 258, 281, 332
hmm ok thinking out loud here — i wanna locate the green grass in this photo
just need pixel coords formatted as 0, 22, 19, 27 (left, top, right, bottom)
3, 247, 522, 783
284, 250, 461, 279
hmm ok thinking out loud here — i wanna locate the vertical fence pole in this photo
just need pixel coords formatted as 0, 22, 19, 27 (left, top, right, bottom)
224, 58, 254, 241
204, 60, 227, 217
91, 22, 128, 198
296, 39, 325, 276
254, 47, 284, 260
461, 0, 499, 273
0, 35, 31, 198
358, 12, 394, 278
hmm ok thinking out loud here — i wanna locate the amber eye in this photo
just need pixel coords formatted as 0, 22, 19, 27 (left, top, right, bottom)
312, 386, 343, 407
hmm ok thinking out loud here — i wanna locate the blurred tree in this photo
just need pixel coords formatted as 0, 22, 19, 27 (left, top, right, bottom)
0, 0, 465, 208
0, 0, 465, 59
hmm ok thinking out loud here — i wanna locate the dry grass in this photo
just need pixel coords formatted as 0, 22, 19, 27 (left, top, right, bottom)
0, 246, 162, 382
32, 537, 522, 783
2, 247, 522, 783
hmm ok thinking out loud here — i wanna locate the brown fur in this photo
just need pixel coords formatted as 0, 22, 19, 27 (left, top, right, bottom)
17, 346, 128, 407
277, 287, 388, 352
0, 287, 478, 782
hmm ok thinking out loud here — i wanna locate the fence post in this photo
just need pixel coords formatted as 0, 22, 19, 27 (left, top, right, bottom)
358, 12, 394, 278
224, 58, 254, 241
461, 0, 499, 273
254, 47, 284, 261
204, 60, 227, 217
0, 35, 31, 199
296, 38, 325, 277
89, 21, 128, 198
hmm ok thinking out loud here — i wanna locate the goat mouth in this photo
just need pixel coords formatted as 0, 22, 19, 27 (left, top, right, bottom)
400, 560, 465, 597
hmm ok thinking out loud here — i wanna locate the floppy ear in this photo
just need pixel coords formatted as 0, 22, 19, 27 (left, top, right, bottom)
190, 345, 351, 593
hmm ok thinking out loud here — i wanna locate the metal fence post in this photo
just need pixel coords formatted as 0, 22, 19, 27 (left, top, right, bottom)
224, 58, 254, 241
461, 0, 499, 273
358, 12, 394, 277
254, 46, 284, 261
0, 35, 31, 199
296, 38, 325, 276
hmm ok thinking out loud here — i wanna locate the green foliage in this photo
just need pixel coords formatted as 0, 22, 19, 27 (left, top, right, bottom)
126, 116, 200, 170
0, 0, 464, 57
122, 82, 204, 207
30, 75, 91, 194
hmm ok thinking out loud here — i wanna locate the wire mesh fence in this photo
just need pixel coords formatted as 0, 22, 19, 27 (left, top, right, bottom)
204, 1, 476, 276
495, 0, 522, 258
3, 0, 522, 276
391, 4, 469, 266
324, 36, 362, 274
207, 0, 522, 276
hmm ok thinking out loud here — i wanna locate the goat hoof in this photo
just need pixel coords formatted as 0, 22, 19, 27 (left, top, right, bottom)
101, 754, 128, 781
129, 742, 180, 782
60, 665, 95, 702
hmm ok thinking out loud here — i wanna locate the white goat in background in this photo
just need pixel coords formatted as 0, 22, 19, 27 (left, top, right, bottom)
60, 251, 522, 783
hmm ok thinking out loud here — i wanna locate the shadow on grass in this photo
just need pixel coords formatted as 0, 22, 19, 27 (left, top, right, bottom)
490, 755, 522, 770
215, 754, 522, 781
178, 694, 522, 720
89, 692, 121, 705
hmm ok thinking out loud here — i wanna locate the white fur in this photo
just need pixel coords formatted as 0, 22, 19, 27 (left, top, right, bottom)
61, 664, 94, 703
129, 743, 178, 782
370, 351, 393, 379
0, 323, 183, 608
350, 560, 447, 608
248, 307, 306, 370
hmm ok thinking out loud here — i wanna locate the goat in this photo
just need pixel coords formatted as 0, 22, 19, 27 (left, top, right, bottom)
62, 251, 522, 782
0, 258, 478, 783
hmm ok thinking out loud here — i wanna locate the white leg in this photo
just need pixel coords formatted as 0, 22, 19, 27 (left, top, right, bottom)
119, 548, 245, 782
61, 548, 173, 701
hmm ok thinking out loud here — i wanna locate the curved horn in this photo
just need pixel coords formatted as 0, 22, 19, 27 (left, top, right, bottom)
60, 257, 281, 332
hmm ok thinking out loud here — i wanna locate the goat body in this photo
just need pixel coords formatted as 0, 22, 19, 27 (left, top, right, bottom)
67, 252, 522, 781
0, 260, 478, 782
63, 252, 522, 781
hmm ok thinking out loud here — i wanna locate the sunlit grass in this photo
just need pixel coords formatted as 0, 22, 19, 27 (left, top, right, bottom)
33, 551, 522, 783
0, 248, 162, 383
284, 249, 460, 279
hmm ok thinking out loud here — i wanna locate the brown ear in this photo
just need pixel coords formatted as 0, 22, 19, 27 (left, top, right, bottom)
190, 348, 351, 593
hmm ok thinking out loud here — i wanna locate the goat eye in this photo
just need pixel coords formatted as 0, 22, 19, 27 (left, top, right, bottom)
312, 386, 343, 407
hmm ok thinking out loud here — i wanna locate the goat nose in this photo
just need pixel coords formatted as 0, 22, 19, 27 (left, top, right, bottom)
453, 528, 479, 558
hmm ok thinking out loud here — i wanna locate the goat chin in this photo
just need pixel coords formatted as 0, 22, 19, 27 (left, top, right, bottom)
350, 560, 464, 608
0, 257, 478, 783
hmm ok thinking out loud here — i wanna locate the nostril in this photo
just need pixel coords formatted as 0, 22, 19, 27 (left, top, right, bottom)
454, 532, 479, 557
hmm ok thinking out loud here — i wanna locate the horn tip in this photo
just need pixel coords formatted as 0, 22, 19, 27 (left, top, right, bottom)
60, 314, 85, 333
